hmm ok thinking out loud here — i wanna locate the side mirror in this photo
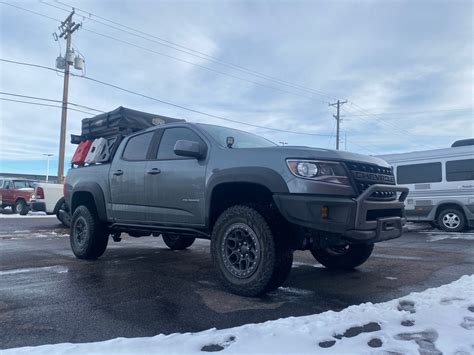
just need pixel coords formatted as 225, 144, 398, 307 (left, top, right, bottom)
174, 140, 205, 159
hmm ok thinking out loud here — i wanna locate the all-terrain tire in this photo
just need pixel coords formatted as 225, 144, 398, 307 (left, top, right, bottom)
14, 199, 28, 215
211, 205, 293, 297
70, 205, 109, 259
162, 234, 195, 250
311, 243, 374, 270
437, 208, 466, 232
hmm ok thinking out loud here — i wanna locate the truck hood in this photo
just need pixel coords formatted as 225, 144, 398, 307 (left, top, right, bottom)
248, 146, 391, 167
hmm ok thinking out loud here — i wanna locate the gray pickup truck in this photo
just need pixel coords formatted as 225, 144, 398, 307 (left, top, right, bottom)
65, 122, 408, 296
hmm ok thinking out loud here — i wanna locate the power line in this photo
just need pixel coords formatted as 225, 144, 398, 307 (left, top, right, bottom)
339, 104, 439, 148
81, 28, 328, 104
343, 107, 472, 117
2, 1, 450, 145
0, 58, 335, 137
15, 0, 330, 104
36, 2, 453, 146
0, 97, 98, 115
48, 0, 338, 101
0, 92, 105, 113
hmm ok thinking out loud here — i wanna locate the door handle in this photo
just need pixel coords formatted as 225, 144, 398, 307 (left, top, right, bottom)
113, 170, 124, 176
147, 168, 161, 175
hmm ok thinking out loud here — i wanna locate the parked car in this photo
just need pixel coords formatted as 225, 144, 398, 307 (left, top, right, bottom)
0, 178, 36, 215
378, 141, 474, 232
66, 121, 408, 297
31, 182, 71, 227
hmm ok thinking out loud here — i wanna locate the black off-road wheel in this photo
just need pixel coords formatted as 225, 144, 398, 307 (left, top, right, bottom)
14, 199, 28, 215
437, 208, 466, 232
162, 234, 195, 250
311, 243, 374, 270
211, 205, 293, 297
70, 205, 109, 260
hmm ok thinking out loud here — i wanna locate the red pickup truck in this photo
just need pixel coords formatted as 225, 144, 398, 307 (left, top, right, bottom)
0, 178, 36, 215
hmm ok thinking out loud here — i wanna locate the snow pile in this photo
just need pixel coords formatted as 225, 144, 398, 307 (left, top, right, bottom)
2, 275, 473, 355
0, 212, 55, 218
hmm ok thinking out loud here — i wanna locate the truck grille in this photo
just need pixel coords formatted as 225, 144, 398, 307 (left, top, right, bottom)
346, 162, 397, 200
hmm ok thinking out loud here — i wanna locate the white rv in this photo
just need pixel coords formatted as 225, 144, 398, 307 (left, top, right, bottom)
378, 141, 474, 232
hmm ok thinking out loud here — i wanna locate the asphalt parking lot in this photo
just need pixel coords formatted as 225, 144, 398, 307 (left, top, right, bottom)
1, 214, 473, 350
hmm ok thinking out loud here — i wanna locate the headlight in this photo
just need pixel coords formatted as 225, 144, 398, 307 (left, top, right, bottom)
286, 159, 349, 185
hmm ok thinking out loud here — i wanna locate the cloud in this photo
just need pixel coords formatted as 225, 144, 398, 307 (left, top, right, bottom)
0, 0, 472, 174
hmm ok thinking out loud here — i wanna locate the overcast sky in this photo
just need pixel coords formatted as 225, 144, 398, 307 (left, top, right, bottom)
0, 0, 472, 176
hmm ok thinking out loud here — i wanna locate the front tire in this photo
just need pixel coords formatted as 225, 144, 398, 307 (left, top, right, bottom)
70, 205, 109, 259
311, 243, 374, 270
211, 205, 293, 297
14, 199, 28, 215
437, 208, 466, 232
162, 234, 195, 250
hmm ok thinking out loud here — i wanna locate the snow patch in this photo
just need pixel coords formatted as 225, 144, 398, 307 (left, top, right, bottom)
425, 232, 474, 242
2, 275, 473, 354
0, 265, 69, 276
0, 212, 55, 218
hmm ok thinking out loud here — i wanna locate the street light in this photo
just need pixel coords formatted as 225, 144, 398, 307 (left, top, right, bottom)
43, 154, 53, 182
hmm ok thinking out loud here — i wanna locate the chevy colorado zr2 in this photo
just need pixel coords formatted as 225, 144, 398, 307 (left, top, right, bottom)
65, 122, 408, 296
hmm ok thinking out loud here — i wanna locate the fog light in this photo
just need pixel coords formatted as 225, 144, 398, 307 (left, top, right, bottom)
321, 206, 329, 219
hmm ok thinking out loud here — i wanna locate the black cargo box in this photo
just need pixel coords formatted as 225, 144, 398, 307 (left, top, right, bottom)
80, 106, 185, 139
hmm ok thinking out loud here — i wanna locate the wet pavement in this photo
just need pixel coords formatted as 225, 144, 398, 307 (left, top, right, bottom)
0, 215, 473, 349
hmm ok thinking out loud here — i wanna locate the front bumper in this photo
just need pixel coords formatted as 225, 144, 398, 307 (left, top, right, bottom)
273, 184, 409, 244
30, 201, 46, 213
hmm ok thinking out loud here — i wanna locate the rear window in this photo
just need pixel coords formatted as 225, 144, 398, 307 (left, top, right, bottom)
446, 159, 474, 182
122, 132, 154, 161
397, 162, 442, 184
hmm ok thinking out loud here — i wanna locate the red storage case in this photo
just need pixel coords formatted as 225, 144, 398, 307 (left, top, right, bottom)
72, 140, 93, 165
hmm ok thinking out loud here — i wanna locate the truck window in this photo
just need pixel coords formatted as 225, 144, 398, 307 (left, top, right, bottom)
156, 128, 204, 160
397, 162, 442, 184
122, 131, 154, 161
0, 179, 3, 188
446, 159, 474, 182
13, 180, 33, 189
4, 180, 11, 189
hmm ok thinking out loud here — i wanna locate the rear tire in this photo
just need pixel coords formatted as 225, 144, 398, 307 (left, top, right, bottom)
211, 205, 293, 297
437, 208, 466, 232
14, 199, 28, 215
311, 243, 374, 270
70, 205, 109, 259
162, 234, 195, 250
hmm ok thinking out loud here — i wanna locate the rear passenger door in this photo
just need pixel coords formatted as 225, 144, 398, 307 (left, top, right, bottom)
109, 131, 156, 223
146, 127, 207, 226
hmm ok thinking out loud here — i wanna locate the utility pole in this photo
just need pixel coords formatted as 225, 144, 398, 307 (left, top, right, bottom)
56, 10, 80, 182
329, 100, 347, 150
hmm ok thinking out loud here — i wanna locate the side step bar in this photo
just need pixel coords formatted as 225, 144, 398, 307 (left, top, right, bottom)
110, 223, 210, 238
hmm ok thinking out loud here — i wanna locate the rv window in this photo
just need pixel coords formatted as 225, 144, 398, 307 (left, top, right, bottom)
122, 131, 154, 161
446, 159, 474, 182
397, 162, 442, 184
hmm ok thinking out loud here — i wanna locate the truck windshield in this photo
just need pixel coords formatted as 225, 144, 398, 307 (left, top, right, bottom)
197, 124, 277, 148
